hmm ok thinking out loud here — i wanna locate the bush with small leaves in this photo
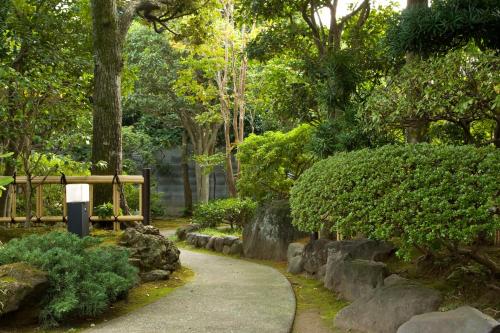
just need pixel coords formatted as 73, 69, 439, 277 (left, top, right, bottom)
192, 198, 257, 229
290, 144, 500, 274
0, 232, 138, 326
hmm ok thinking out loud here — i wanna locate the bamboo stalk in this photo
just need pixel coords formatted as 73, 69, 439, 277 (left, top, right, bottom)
89, 215, 144, 222
14, 175, 144, 185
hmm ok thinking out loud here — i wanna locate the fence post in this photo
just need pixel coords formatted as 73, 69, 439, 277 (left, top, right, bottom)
142, 168, 151, 226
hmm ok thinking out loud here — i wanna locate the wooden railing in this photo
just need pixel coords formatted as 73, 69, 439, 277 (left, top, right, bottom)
0, 169, 151, 231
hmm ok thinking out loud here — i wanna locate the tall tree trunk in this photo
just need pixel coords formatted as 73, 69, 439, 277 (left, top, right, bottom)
194, 163, 210, 203
0, 151, 17, 217
224, 121, 237, 197
181, 131, 193, 215
90, 0, 124, 205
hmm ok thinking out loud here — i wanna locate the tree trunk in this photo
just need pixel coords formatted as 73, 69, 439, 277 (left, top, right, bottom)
90, 0, 123, 206
460, 120, 474, 145
405, 120, 429, 143
224, 121, 237, 197
194, 163, 210, 203
181, 131, 193, 215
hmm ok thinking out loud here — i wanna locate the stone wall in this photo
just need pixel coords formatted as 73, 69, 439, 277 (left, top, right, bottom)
155, 148, 231, 216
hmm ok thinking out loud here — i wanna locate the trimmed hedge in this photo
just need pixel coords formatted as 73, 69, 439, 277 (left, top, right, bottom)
0, 232, 138, 326
290, 144, 500, 261
192, 198, 257, 228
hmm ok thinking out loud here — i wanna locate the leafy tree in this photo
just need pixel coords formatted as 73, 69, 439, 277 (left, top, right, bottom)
387, 0, 500, 57
237, 124, 316, 201
0, 0, 93, 219
363, 46, 500, 147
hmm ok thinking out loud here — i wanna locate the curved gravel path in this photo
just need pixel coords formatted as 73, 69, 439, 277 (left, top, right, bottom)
86, 241, 296, 333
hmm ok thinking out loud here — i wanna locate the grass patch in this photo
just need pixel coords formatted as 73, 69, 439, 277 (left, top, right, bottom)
198, 227, 242, 238
153, 218, 190, 230
5, 266, 195, 333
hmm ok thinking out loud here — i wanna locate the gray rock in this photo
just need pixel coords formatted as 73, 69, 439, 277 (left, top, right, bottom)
335, 280, 442, 333
206, 237, 215, 250
176, 224, 201, 240
213, 237, 225, 252
228, 240, 243, 256
287, 256, 304, 274
222, 245, 231, 255
329, 239, 395, 261
140, 269, 170, 283
287, 243, 304, 263
223, 236, 239, 246
326, 258, 387, 301
186, 233, 196, 245
384, 274, 408, 286
196, 234, 211, 248
302, 239, 336, 277
243, 200, 306, 261
0, 262, 48, 315
397, 306, 500, 333
120, 225, 181, 273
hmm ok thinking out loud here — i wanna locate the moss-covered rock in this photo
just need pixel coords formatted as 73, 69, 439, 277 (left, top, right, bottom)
0, 262, 48, 316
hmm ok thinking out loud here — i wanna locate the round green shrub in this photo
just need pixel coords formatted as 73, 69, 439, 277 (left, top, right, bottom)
290, 144, 500, 259
192, 198, 257, 228
0, 232, 138, 326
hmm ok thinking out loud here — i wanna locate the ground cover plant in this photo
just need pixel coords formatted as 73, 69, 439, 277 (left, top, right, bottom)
0, 232, 138, 326
291, 144, 500, 275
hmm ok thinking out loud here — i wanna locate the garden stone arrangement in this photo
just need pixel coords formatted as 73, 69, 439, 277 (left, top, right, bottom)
119, 224, 181, 282
287, 240, 500, 333
185, 232, 244, 256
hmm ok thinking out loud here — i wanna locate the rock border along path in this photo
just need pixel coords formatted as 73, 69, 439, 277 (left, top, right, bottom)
86, 230, 296, 333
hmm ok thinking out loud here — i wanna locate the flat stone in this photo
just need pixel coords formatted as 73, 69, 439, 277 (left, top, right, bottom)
397, 306, 500, 333
335, 280, 442, 333
140, 270, 170, 283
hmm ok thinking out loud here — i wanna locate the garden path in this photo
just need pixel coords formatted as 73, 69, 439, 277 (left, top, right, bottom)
86, 229, 296, 333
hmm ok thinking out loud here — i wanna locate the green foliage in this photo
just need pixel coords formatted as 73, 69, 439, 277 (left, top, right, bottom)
237, 124, 316, 200
387, 0, 500, 56
124, 184, 166, 217
290, 144, 500, 260
94, 202, 117, 219
192, 198, 257, 228
363, 45, 500, 145
0, 232, 138, 326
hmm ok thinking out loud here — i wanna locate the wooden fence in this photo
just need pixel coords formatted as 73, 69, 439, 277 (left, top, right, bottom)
0, 169, 151, 231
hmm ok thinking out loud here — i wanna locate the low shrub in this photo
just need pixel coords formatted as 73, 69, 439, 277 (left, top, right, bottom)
192, 198, 257, 228
290, 144, 500, 274
0, 232, 138, 326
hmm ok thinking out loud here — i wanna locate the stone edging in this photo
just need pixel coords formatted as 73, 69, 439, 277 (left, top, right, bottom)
185, 232, 244, 256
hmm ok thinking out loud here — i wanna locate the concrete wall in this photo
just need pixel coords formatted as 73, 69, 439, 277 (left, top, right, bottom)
155, 148, 229, 216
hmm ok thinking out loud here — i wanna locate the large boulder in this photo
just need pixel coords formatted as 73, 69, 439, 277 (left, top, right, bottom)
287, 243, 305, 274
0, 262, 48, 316
327, 257, 388, 301
119, 225, 181, 275
324, 239, 394, 292
243, 200, 306, 261
397, 306, 500, 333
302, 239, 336, 277
334, 276, 442, 333
287, 243, 305, 263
